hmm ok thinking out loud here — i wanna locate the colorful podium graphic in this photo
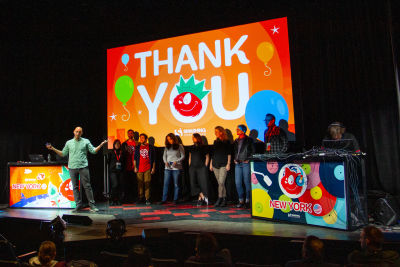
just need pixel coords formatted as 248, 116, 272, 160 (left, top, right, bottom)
251, 160, 348, 230
9, 165, 76, 208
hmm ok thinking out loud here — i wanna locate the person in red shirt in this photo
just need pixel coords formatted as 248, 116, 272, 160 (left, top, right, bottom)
121, 129, 137, 203
134, 133, 155, 205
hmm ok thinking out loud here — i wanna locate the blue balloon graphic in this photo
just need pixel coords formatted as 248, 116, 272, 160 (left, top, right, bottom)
122, 54, 130, 65
245, 90, 289, 141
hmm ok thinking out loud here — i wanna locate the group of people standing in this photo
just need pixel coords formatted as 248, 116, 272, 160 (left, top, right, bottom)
108, 130, 155, 206
46, 115, 360, 212
45, 113, 292, 211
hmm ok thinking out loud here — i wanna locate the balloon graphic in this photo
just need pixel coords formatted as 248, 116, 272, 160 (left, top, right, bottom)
256, 42, 274, 76
115, 75, 134, 121
245, 90, 289, 141
122, 54, 129, 71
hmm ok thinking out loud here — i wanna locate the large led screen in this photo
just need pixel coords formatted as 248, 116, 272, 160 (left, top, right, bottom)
107, 17, 294, 146
9, 165, 75, 208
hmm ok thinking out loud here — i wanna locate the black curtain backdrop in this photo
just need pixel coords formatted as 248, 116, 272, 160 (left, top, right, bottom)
0, 0, 399, 203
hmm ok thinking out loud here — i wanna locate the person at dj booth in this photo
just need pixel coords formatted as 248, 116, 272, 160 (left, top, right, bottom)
263, 113, 288, 154
323, 122, 360, 152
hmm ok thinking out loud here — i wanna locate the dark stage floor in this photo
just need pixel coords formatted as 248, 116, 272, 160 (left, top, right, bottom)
0, 201, 371, 243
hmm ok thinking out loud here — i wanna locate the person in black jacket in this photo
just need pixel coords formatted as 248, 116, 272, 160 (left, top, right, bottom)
108, 139, 125, 206
233, 124, 254, 208
134, 133, 155, 205
189, 133, 210, 206
210, 126, 232, 207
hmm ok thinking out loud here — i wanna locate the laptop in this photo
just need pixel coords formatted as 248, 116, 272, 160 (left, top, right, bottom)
28, 154, 45, 162
322, 139, 354, 151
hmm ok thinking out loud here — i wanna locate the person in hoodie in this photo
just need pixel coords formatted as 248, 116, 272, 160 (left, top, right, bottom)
348, 225, 400, 265
29, 241, 65, 267
233, 124, 254, 208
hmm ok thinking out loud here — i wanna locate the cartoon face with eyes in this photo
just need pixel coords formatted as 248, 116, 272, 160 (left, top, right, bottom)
173, 92, 202, 117
267, 161, 279, 174
278, 164, 308, 199
281, 168, 303, 195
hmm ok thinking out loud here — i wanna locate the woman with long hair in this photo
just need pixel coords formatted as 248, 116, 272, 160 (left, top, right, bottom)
108, 139, 125, 206
29, 241, 65, 267
210, 126, 232, 207
161, 133, 185, 204
189, 133, 210, 206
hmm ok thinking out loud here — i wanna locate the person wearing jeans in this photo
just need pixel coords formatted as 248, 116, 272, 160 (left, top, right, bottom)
233, 124, 254, 208
161, 133, 185, 204
46, 126, 107, 212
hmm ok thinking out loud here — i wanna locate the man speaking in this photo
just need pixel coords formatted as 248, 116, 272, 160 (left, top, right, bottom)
46, 127, 107, 212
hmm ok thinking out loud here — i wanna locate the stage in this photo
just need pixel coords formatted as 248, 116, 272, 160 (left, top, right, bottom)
0, 202, 363, 243
3, 202, 400, 265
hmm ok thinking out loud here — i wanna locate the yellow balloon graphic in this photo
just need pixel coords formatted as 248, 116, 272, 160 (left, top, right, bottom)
323, 209, 338, 224
252, 188, 274, 218
310, 186, 322, 200
256, 42, 274, 63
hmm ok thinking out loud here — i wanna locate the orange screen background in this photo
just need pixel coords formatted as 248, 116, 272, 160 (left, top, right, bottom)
107, 17, 294, 147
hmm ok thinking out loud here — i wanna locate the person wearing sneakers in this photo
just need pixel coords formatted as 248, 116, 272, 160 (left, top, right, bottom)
233, 124, 254, 208
189, 133, 210, 206
210, 126, 232, 207
161, 133, 185, 205
46, 126, 107, 212
134, 133, 155, 205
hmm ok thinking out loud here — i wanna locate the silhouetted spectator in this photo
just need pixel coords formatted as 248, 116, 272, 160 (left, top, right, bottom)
29, 241, 66, 267
285, 235, 339, 267
124, 244, 153, 267
186, 232, 232, 266
102, 219, 130, 254
347, 225, 400, 265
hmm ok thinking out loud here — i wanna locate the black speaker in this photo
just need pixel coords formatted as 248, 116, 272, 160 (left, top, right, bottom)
62, 214, 93, 226
373, 197, 399, 226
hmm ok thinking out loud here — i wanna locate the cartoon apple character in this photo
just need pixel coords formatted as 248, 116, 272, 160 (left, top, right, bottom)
59, 178, 75, 201
172, 75, 210, 118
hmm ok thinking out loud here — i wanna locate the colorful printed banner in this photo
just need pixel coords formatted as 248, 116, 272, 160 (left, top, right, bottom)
9, 165, 75, 208
107, 17, 294, 146
251, 161, 347, 230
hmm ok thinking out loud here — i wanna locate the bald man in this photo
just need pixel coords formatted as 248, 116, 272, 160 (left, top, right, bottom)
46, 127, 107, 212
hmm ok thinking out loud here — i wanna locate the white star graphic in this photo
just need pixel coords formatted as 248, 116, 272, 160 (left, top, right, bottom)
271, 26, 280, 35
109, 113, 117, 121
138, 110, 142, 115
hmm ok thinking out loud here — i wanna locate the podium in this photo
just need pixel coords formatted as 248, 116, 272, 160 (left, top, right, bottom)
249, 153, 367, 230
8, 162, 75, 208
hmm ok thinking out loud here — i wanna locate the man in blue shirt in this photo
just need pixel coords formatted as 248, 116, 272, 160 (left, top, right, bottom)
46, 127, 107, 212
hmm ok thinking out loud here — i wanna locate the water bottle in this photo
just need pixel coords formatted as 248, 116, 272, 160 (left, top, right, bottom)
47, 154, 51, 162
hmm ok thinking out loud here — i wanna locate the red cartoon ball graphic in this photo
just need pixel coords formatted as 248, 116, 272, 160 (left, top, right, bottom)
278, 164, 308, 199
59, 179, 74, 201
173, 92, 202, 117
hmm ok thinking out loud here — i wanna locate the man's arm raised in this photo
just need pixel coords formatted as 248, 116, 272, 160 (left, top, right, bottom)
46, 144, 64, 157
94, 140, 108, 153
